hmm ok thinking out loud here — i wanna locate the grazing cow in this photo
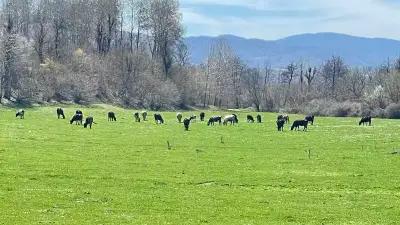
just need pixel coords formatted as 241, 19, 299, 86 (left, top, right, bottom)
154, 114, 164, 124
291, 120, 308, 131
277, 119, 285, 131
142, 111, 148, 121
83, 117, 95, 129
277, 114, 290, 124
177, 112, 183, 123
183, 117, 196, 131
134, 112, 141, 122
16, 109, 25, 119
57, 108, 65, 119
305, 115, 315, 125
256, 115, 262, 123
247, 115, 255, 123
108, 112, 117, 121
200, 112, 205, 122
359, 116, 372, 126
70, 111, 83, 125
207, 116, 222, 126
223, 114, 239, 126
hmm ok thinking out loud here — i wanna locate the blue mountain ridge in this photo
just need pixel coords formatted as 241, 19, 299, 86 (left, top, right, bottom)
184, 33, 400, 67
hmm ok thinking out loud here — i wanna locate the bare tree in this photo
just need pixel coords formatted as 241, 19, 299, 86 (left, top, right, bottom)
95, 0, 119, 54
322, 56, 347, 98
281, 62, 297, 88
148, 0, 182, 78
175, 41, 190, 67
48, 0, 67, 59
385, 72, 400, 103
304, 66, 317, 91
243, 68, 263, 111
1, 0, 18, 99
342, 69, 366, 99
261, 62, 273, 110
394, 57, 400, 73
33, 0, 51, 64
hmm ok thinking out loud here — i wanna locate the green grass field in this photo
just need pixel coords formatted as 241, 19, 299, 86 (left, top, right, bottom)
1, 105, 399, 225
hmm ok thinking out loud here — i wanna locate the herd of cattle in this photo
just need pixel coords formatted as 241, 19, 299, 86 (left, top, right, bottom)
13, 108, 373, 131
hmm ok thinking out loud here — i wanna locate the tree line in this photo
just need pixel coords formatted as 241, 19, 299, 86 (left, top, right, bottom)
0, 0, 184, 109
1, 0, 400, 117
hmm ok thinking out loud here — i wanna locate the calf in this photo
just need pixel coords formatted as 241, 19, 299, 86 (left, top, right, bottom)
359, 116, 372, 126
16, 109, 25, 119
247, 115, 255, 123
142, 111, 148, 121
256, 115, 262, 123
277, 119, 285, 131
291, 120, 308, 131
108, 112, 117, 121
84, 117, 95, 129
305, 115, 315, 125
177, 112, 183, 123
134, 112, 141, 122
57, 108, 65, 119
154, 114, 164, 124
200, 112, 205, 122
207, 116, 222, 126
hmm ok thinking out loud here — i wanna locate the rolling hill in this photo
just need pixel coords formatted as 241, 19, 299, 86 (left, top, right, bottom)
184, 33, 400, 67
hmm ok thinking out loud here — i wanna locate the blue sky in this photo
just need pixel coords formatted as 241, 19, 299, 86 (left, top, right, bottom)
180, 0, 400, 40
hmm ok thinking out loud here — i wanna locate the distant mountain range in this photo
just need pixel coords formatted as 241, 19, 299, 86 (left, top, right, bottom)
184, 33, 400, 67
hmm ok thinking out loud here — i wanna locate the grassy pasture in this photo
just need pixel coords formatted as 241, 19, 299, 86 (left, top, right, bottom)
0, 105, 400, 225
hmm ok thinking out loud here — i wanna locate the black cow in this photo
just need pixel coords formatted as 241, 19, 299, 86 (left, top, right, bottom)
108, 112, 117, 121
154, 114, 164, 124
256, 115, 262, 123
84, 117, 95, 129
223, 114, 238, 125
207, 116, 222, 126
200, 112, 205, 122
277, 114, 290, 124
70, 112, 83, 125
16, 109, 25, 119
291, 120, 308, 131
305, 115, 315, 125
134, 112, 141, 122
277, 119, 285, 131
184, 116, 198, 131
76, 110, 83, 115
359, 116, 372, 126
142, 111, 148, 121
247, 115, 255, 123
57, 108, 65, 119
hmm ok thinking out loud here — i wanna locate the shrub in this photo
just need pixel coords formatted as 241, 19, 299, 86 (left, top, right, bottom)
385, 103, 400, 119
301, 99, 362, 117
371, 108, 386, 118
330, 101, 362, 117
